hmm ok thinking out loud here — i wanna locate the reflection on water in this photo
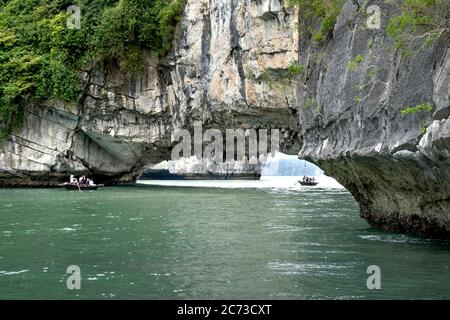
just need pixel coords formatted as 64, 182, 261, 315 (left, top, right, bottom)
0, 179, 449, 299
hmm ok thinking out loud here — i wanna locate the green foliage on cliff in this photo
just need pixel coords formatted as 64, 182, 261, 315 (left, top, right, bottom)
288, 0, 449, 48
287, 62, 306, 78
93, 0, 184, 71
347, 54, 364, 72
258, 62, 307, 90
0, 0, 184, 138
387, 0, 449, 52
401, 103, 434, 136
288, 0, 345, 43
400, 103, 434, 115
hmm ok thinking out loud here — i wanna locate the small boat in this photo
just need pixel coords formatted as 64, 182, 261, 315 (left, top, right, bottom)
60, 183, 104, 191
298, 181, 319, 186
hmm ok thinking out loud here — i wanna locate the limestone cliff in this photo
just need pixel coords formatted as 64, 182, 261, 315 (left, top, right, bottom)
0, 0, 299, 186
297, 0, 449, 238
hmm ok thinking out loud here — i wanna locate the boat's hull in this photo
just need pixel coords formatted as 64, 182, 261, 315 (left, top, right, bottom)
61, 184, 100, 191
299, 181, 319, 186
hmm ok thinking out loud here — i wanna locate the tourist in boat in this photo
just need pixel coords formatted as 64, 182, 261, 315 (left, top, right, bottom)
79, 176, 86, 185
70, 175, 78, 184
88, 179, 95, 186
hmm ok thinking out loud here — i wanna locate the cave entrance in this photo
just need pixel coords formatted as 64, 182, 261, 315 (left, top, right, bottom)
138, 152, 344, 189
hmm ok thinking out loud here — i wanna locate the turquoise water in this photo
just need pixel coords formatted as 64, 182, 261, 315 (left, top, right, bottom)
0, 183, 449, 299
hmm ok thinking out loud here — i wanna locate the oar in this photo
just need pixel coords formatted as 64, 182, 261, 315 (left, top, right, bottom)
76, 181, 81, 192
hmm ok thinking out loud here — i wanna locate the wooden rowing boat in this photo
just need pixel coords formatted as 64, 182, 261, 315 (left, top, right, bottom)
59, 183, 104, 191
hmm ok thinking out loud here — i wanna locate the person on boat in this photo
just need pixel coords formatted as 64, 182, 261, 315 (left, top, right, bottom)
70, 175, 78, 184
88, 179, 95, 186
79, 176, 86, 185
303, 175, 307, 182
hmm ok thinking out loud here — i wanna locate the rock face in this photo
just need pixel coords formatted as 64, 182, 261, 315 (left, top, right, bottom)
0, 0, 449, 238
297, 0, 450, 238
141, 157, 262, 180
0, 0, 300, 186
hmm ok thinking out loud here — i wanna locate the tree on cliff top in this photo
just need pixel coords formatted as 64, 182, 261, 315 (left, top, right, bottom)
387, 0, 449, 53
287, 0, 449, 47
0, 0, 184, 139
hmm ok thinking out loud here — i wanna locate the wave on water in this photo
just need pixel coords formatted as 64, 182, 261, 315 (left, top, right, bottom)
267, 261, 356, 276
0, 269, 29, 277
58, 227, 76, 232
358, 234, 445, 245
